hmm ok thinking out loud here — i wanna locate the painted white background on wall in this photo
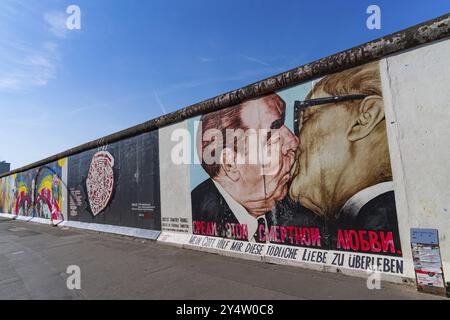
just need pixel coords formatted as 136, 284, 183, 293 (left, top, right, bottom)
382, 39, 450, 278
159, 121, 193, 234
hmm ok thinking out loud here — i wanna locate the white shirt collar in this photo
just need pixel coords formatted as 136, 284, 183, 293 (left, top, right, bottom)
212, 179, 266, 242
340, 181, 394, 219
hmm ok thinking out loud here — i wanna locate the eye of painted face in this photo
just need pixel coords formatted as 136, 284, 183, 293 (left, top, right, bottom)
266, 111, 285, 145
270, 113, 285, 130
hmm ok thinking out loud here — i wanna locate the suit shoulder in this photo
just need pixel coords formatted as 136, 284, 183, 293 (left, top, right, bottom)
356, 191, 398, 230
191, 179, 224, 222
192, 179, 215, 195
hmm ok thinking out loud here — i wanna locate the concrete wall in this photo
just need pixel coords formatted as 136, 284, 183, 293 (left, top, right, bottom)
159, 122, 193, 243
160, 61, 407, 283
0, 17, 449, 287
0, 131, 162, 240
381, 39, 450, 281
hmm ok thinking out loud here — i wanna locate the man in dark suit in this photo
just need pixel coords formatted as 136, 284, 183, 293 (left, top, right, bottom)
191, 93, 299, 242
192, 178, 239, 237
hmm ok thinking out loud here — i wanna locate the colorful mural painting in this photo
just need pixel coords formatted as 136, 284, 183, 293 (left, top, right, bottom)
0, 62, 407, 277
0, 175, 15, 215
189, 62, 402, 261
0, 18, 448, 285
0, 159, 67, 221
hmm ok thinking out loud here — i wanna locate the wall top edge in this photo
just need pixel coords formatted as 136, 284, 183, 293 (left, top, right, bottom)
2, 13, 449, 178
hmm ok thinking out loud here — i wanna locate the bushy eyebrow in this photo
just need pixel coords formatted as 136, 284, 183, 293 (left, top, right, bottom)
270, 111, 285, 130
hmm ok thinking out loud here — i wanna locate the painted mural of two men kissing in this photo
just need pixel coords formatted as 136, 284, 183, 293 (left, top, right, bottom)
191, 61, 401, 256
192, 93, 299, 242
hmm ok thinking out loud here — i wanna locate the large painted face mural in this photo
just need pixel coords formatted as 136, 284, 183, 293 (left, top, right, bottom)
0, 159, 66, 221
190, 94, 299, 241
190, 61, 401, 257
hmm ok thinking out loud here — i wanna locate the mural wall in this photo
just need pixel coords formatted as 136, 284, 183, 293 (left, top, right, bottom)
159, 122, 193, 235
67, 131, 161, 230
0, 61, 418, 278
380, 38, 450, 282
0, 159, 67, 221
186, 61, 403, 274
1, 34, 449, 282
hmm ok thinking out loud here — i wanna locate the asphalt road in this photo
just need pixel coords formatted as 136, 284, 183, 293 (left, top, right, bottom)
0, 217, 443, 300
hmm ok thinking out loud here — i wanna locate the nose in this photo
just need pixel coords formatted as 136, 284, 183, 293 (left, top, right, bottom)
280, 125, 299, 155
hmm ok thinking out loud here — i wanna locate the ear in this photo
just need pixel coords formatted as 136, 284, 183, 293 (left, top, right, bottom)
348, 96, 385, 142
220, 148, 240, 182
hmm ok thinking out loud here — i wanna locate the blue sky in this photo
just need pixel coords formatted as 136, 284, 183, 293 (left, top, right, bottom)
1, 0, 448, 169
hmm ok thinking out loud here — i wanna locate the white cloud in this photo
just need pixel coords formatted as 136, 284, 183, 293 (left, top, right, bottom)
0, 41, 59, 91
239, 54, 271, 67
0, 1, 68, 92
154, 91, 167, 114
43, 11, 68, 39
0, 78, 19, 89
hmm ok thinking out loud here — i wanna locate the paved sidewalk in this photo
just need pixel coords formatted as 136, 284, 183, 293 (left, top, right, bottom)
0, 217, 444, 300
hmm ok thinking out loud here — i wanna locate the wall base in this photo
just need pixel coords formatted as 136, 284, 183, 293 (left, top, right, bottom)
0, 213, 160, 240
160, 232, 416, 287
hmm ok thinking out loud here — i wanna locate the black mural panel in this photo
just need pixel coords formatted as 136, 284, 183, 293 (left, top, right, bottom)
67, 130, 161, 230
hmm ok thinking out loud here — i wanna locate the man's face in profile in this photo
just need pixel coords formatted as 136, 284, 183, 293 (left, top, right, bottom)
236, 97, 298, 215
289, 89, 356, 215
